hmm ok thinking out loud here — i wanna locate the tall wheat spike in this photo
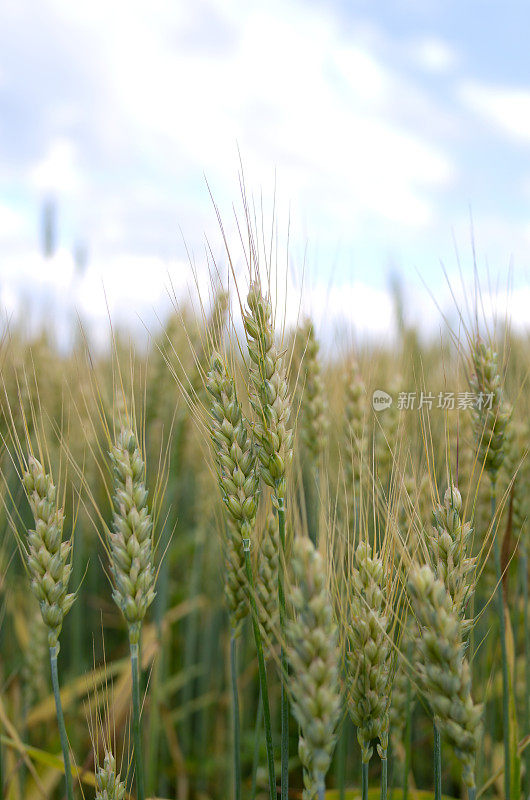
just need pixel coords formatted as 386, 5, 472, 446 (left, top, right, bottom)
286, 536, 341, 800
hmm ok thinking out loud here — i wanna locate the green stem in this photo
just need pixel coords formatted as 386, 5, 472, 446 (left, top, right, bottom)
198, 608, 222, 796
49, 645, 74, 800
70, 524, 84, 679
130, 639, 146, 800
230, 630, 241, 800
491, 481, 510, 800
336, 717, 348, 800
522, 544, 530, 799
402, 672, 412, 800
362, 761, 369, 800
244, 547, 276, 800
380, 751, 388, 800
181, 530, 204, 755
146, 654, 162, 794
0, 715, 4, 800
251, 688, 263, 800
317, 771, 325, 800
147, 418, 185, 794
433, 722, 441, 800
277, 493, 289, 800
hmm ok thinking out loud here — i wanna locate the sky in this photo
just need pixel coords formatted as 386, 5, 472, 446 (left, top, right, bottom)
1, 0, 530, 343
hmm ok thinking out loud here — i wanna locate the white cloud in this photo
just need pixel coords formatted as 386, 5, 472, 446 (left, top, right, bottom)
412, 37, 458, 74
458, 81, 530, 143
19, 0, 454, 235
30, 137, 81, 194
0, 203, 27, 239
303, 281, 395, 339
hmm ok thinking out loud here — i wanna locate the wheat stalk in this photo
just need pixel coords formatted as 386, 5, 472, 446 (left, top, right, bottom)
469, 337, 512, 800
243, 279, 293, 800
22, 456, 75, 800
206, 350, 275, 800
108, 426, 156, 800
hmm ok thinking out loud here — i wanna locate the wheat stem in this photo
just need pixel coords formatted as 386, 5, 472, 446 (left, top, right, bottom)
402, 670, 412, 800
244, 547, 276, 800
0, 724, 3, 800
148, 417, 185, 794
50, 645, 74, 800
182, 533, 205, 754
130, 640, 145, 800
317, 773, 325, 800
522, 544, 530, 799
491, 482, 510, 800
146, 655, 162, 796
362, 761, 369, 800
380, 750, 388, 800
251, 688, 263, 800
336, 719, 347, 800
230, 630, 241, 800
277, 494, 289, 800
433, 722, 442, 800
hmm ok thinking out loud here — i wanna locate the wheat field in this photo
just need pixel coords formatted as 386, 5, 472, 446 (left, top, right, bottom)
0, 217, 528, 800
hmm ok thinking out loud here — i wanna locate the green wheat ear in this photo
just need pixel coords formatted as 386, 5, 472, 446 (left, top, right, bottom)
346, 541, 393, 765
95, 751, 126, 800
469, 338, 510, 481
299, 319, 328, 464
108, 425, 155, 800
23, 456, 75, 649
257, 511, 280, 649
206, 351, 259, 632
22, 455, 76, 800
427, 484, 475, 616
344, 359, 368, 517
286, 535, 341, 800
108, 427, 156, 645
408, 564, 481, 791
243, 280, 293, 501
206, 349, 277, 800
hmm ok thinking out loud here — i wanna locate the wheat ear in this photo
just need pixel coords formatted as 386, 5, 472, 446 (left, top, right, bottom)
408, 565, 481, 798
206, 351, 276, 800
109, 427, 155, 800
286, 536, 341, 800
22, 456, 75, 800
344, 360, 367, 524
257, 511, 280, 651
299, 319, 328, 465
427, 484, 475, 615
469, 337, 512, 800
95, 751, 126, 800
243, 280, 293, 800
346, 541, 393, 800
